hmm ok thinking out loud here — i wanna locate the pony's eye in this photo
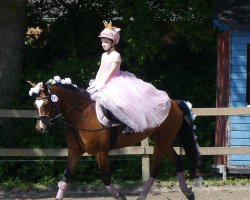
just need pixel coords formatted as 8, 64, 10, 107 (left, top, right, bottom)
43, 104, 49, 109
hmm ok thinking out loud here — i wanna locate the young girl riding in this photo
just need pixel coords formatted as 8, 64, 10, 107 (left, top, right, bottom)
87, 21, 171, 134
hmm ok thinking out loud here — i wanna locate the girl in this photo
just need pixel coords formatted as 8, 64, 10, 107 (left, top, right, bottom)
87, 21, 171, 134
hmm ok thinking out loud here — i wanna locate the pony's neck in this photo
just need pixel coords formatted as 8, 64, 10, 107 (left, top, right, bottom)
50, 85, 90, 113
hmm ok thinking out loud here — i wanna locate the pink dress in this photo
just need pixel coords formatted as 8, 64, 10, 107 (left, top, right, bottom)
87, 51, 171, 132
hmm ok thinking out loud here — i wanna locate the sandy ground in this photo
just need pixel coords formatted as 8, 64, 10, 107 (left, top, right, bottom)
1, 182, 250, 200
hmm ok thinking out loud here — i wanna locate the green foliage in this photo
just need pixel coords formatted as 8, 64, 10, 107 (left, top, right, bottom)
1, 0, 218, 184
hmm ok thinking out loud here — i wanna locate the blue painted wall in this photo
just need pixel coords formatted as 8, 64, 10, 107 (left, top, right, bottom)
229, 30, 250, 166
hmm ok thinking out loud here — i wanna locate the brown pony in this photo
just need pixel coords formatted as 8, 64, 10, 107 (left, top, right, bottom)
28, 81, 200, 200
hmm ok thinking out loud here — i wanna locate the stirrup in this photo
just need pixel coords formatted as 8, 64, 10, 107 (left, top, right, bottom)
122, 126, 134, 135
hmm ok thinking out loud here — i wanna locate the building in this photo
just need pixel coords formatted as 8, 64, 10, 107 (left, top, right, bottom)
214, 0, 250, 175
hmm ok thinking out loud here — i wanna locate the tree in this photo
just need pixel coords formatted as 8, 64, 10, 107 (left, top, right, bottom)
0, 0, 26, 146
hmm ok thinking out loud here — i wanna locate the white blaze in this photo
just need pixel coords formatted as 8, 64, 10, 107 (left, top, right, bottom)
35, 99, 46, 129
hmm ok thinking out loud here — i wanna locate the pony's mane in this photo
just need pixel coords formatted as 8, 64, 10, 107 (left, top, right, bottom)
49, 83, 89, 97
53, 83, 82, 92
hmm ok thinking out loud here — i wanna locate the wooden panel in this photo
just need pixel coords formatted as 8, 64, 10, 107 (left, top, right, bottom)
139, 147, 250, 156
232, 31, 250, 37
230, 161, 250, 166
232, 43, 247, 51
2, 147, 250, 156
215, 31, 229, 165
232, 36, 250, 43
230, 87, 246, 95
231, 124, 250, 131
230, 102, 246, 107
230, 116, 250, 123
232, 57, 247, 66
230, 131, 250, 138
231, 79, 246, 87
0, 110, 37, 118
192, 107, 250, 116
141, 138, 150, 181
230, 138, 250, 145
0, 147, 148, 157
230, 154, 250, 160
232, 50, 247, 57
198, 147, 250, 155
231, 65, 247, 73
216, 31, 229, 108
230, 72, 247, 80
1, 108, 250, 119
230, 94, 246, 101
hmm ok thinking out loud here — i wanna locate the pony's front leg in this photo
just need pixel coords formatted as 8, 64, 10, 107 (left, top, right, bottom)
96, 152, 127, 200
137, 147, 164, 200
56, 134, 85, 200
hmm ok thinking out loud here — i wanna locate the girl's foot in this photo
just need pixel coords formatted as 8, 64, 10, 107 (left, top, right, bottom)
122, 126, 134, 135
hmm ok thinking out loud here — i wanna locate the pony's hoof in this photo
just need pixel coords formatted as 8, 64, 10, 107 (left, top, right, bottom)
116, 194, 127, 200
136, 194, 146, 200
183, 188, 195, 200
186, 193, 195, 200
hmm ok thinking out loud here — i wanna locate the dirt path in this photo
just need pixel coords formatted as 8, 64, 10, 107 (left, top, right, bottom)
1, 182, 250, 200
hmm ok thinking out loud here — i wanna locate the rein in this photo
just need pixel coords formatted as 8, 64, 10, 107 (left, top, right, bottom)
61, 121, 110, 132
36, 92, 113, 132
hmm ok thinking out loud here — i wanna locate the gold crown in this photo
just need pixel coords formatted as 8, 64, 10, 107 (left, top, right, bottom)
103, 20, 113, 29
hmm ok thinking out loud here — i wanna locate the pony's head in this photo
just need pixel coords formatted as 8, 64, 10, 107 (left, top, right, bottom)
28, 76, 76, 134
28, 81, 57, 134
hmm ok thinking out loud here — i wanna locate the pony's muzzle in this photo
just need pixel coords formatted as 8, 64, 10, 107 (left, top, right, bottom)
36, 126, 48, 134
36, 119, 49, 134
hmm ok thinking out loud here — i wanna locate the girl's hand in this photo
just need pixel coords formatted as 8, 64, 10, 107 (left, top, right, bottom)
95, 82, 105, 90
88, 79, 96, 87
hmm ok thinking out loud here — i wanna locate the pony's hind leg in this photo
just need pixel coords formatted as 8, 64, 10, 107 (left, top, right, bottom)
165, 146, 195, 200
137, 101, 184, 200
96, 152, 127, 200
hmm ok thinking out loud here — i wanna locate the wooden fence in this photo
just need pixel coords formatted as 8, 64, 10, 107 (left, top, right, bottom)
1, 107, 250, 181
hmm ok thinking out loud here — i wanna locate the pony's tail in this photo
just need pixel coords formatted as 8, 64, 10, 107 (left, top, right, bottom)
175, 100, 201, 180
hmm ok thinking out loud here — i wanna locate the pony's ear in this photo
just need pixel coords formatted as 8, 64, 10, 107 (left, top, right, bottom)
44, 83, 51, 94
26, 80, 36, 87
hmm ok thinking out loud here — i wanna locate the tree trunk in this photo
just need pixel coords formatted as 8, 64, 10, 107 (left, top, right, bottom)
0, 0, 26, 147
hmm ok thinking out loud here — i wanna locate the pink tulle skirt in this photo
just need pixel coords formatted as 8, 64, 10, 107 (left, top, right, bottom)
89, 71, 171, 132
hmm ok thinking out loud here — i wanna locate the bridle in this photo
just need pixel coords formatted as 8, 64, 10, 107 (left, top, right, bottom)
35, 91, 110, 132
35, 95, 62, 127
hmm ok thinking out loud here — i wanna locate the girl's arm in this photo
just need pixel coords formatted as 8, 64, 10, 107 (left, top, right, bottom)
93, 55, 104, 86
95, 60, 120, 90
95, 63, 103, 81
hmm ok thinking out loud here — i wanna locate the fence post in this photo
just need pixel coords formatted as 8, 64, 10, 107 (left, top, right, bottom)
141, 138, 150, 182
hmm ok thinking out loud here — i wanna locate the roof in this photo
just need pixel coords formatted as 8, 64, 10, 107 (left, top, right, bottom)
214, 0, 250, 30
